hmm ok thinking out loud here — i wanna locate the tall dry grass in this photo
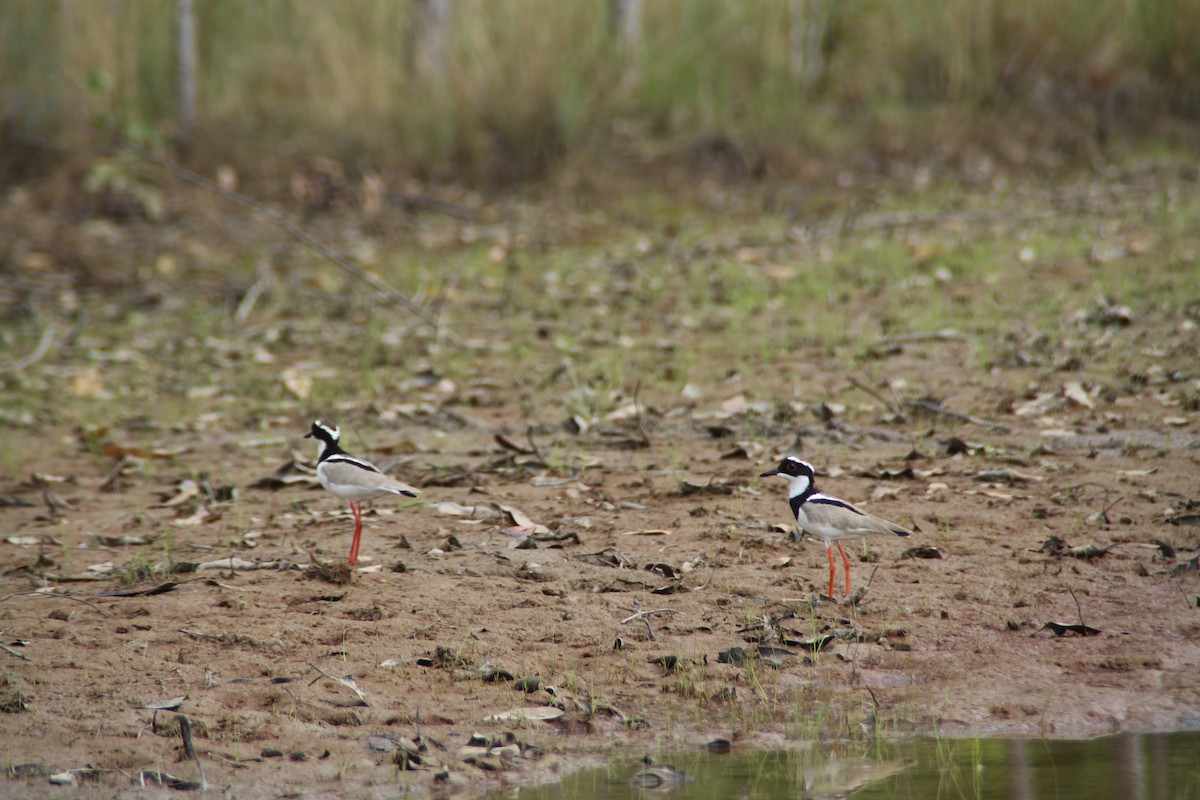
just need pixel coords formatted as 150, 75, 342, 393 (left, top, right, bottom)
1, 0, 1197, 182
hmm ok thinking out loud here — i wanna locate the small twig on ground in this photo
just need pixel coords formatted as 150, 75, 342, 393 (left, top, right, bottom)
307, 662, 369, 705
863, 684, 880, 710
1068, 587, 1087, 629
0, 642, 29, 661
1097, 493, 1124, 523
232, 256, 278, 325
178, 628, 217, 640
0, 321, 56, 372
1175, 581, 1196, 611
0, 590, 111, 618
176, 715, 208, 791
903, 398, 1011, 433
843, 564, 880, 607
1063, 482, 1125, 523
847, 375, 906, 420
523, 426, 544, 461
32, 474, 76, 516
98, 455, 134, 493
620, 602, 678, 642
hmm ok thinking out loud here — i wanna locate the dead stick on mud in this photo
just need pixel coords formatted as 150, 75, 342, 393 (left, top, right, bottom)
620, 603, 677, 642
1174, 582, 1195, 611
0, 321, 56, 372
307, 662, 369, 705
522, 425, 544, 461
861, 685, 881, 731
129, 145, 459, 344
1068, 587, 1088, 629
843, 564, 880, 607
178, 628, 218, 640
1095, 493, 1124, 523
176, 715, 208, 792
0, 590, 111, 618
0, 642, 29, 661
904, 398, 1011, 433
847, 375, 906, 420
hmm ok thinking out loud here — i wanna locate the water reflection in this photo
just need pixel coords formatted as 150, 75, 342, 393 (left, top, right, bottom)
518, 731, 1200, 800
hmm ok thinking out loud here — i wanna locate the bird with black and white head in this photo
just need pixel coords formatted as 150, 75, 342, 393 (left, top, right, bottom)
305, 420, 419, 565
761, 456, 911, 598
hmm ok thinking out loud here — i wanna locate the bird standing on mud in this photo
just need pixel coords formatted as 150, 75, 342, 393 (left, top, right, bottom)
761, 456, 911, 598
306, 420, 419, 565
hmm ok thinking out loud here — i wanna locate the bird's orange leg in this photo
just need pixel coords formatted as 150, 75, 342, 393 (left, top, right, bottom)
347, 502, 363, 565
825, 543, 836, 598
836, 542, 852, 596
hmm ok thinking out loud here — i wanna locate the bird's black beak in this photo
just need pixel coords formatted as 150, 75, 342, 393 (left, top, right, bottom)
760, 469, 778, 478
304, 431, 314, 439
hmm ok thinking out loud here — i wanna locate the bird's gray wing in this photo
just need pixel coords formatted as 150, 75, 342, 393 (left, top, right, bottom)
805, 497, 910, 537
321, 456, 420, 496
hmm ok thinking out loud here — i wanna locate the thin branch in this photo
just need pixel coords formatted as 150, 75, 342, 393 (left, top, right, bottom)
178, 628, 217, 640
620, 602, 677, 642
523, 426, 544, 460
0, 322, 56, 372
1068, 587, 1087, 629
0, 590, 111, 618
1174, 581, 1195, 611
306, 662, 369, 705
903, 398, 1011, 433
1097, 493, 1124, 523
176, 715, 207, 791
0, 642, 29, 661
843, 564, 880, 607
128, 144, 459, 344
847, 375, 906, 420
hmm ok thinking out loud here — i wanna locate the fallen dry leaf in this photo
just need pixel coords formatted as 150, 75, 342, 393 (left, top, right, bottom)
871, 485, 903, 501
1063, 381, 1095, 410
281, 366, 312, 400
171, 506, 214, 526
430, 501, 498, 519
101, 443, 190, 460
197, 557, 258, 570
605, 403, 641, 422
69, 367, 106, 397
496, 503, 549, 533
719, 394, 748, 416
153, 480, 201, 508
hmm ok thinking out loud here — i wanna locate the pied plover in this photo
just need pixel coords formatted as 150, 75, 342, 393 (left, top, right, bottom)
306, 420, 419, 565
761, 456, 911, 598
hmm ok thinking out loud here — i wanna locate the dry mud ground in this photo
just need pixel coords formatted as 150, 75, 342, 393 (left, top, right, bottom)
1, 164, 1199, 798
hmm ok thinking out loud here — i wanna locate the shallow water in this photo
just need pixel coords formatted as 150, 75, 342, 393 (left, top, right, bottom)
519, 731, 1200, 800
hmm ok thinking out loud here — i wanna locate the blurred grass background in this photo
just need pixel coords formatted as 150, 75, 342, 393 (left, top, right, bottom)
1, 0, 1199, 185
